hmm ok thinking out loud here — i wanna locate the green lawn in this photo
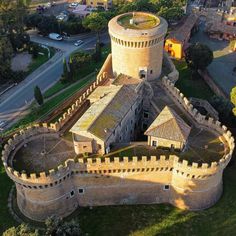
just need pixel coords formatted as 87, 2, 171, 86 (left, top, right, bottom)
26, 47, 56, 76
4, 73, 96, 135
174, 60, 214, 100
44, 46, 111, 99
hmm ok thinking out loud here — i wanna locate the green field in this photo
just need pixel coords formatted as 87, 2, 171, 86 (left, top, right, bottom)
175, 60, 214, 100
24, 46, 56, 77
44, 46, 111, 99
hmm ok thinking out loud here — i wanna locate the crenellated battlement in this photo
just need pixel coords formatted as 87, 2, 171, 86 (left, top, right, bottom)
1, 66, 234, 196
2, 121, 233, 190
48, 58, 111, 132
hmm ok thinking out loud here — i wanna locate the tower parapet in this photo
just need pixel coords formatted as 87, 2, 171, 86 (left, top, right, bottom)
108, 12, 168, 80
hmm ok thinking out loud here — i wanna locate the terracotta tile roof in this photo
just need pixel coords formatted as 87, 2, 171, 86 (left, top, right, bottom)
168, 14, 198, 44
145, 106, 191, 142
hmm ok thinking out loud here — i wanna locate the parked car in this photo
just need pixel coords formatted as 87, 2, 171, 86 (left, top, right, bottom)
49, 33, 63, 41
46, 2, 56, 7
0, 120, 6, 130
74, 40, 84, 46
69, 2, 79, 8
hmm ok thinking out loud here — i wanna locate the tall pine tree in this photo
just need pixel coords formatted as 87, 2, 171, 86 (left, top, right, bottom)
34, 86, 44, 105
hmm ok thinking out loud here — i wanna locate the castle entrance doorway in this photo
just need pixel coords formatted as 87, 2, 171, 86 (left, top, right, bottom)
139, 67, 147, 80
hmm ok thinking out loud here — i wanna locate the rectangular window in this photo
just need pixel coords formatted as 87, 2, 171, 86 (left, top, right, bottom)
78, 188, 84, 194
152, 141, 157, 147
164, 185, 170, 190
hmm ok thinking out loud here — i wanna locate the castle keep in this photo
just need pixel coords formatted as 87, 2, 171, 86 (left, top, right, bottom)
1, 12, 235, 222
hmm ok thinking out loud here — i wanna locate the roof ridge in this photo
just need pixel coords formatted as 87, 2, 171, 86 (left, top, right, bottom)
87, 86, 122, 132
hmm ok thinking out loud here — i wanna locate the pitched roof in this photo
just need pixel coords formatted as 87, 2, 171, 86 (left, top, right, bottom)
145, 106, 191, 142
70, 85, 138, 141
168, 14, 198, 44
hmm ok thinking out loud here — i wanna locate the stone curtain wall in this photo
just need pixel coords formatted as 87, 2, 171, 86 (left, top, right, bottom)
49, 55, 112, 132
1, 53, 235, 220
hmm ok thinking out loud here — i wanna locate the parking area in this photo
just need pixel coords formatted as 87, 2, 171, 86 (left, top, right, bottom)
191, 21, 236, 96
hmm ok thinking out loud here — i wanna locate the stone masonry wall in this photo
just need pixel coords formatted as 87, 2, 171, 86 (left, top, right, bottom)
1, 57, 235, 221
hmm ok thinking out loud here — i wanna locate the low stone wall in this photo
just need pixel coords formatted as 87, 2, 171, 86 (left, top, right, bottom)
198, 69, 228, 99
163, 52, 179, 83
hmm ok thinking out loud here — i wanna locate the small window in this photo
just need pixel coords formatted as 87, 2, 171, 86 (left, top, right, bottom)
78, 188, 84, 194
152, 141, 157, 147
150, 70, 153, 74
164, 185, 170, 190
70, 190, 75, 197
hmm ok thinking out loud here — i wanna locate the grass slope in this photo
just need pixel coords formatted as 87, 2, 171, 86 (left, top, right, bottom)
174, 60, 214, 100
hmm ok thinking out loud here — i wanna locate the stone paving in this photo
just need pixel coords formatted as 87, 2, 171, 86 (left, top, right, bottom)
13, 136, 75, 174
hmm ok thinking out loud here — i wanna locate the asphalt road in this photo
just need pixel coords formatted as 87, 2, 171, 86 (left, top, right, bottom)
0, 32, 110, 129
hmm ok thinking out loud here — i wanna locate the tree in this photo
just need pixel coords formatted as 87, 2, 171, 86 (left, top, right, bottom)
158, 6, 184, 22
231, 87, 236, 116
10, 32, 30, 51
68, 56, 75, 80
45, 216, 81, 236
34, 85, 44, 105
82, 13, 107, 44
3, 223, 39, 236
92, 42, 102, 62
0, 37, 13, 83
60, 58, 70, 83
185, 43, 213, 72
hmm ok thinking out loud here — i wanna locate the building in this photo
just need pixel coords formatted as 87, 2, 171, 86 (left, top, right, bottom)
1, 12, 234, 222
206, 21, 236, 40
71, 5, 91, 18
109, 12, 168, 80
164, 14, 198, 59
86, 0, 112, 9
145, 106, 191, 151
70, 85, 141, 155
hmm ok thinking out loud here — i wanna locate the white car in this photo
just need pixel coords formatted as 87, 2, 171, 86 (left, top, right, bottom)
0, 120, 6, 130
49, 33, 63, 41
74, 40, 84, 46
69, 2, 78, 8
46, 1, 55, 7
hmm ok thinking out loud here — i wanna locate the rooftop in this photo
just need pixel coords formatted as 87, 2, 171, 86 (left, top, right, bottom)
145, 106, 192, 142
117, 12, 160, 30
168, 14, 198, 43
70, 85, 138, 141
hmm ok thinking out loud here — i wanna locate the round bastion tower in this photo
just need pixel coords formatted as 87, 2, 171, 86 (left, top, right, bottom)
108, 12, 168, 80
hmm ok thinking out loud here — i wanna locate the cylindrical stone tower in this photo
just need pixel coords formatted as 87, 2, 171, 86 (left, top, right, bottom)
108, 12, 168, 80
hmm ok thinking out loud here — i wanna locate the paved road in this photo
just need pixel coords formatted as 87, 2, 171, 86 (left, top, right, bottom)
191, 21, 236, 96
0, 32, 110, 129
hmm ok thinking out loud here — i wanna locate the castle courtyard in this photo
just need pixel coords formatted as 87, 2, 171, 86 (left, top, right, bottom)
13, 136, 76, 173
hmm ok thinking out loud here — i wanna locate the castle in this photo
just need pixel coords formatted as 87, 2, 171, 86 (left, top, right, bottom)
1, 12, 235, 222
